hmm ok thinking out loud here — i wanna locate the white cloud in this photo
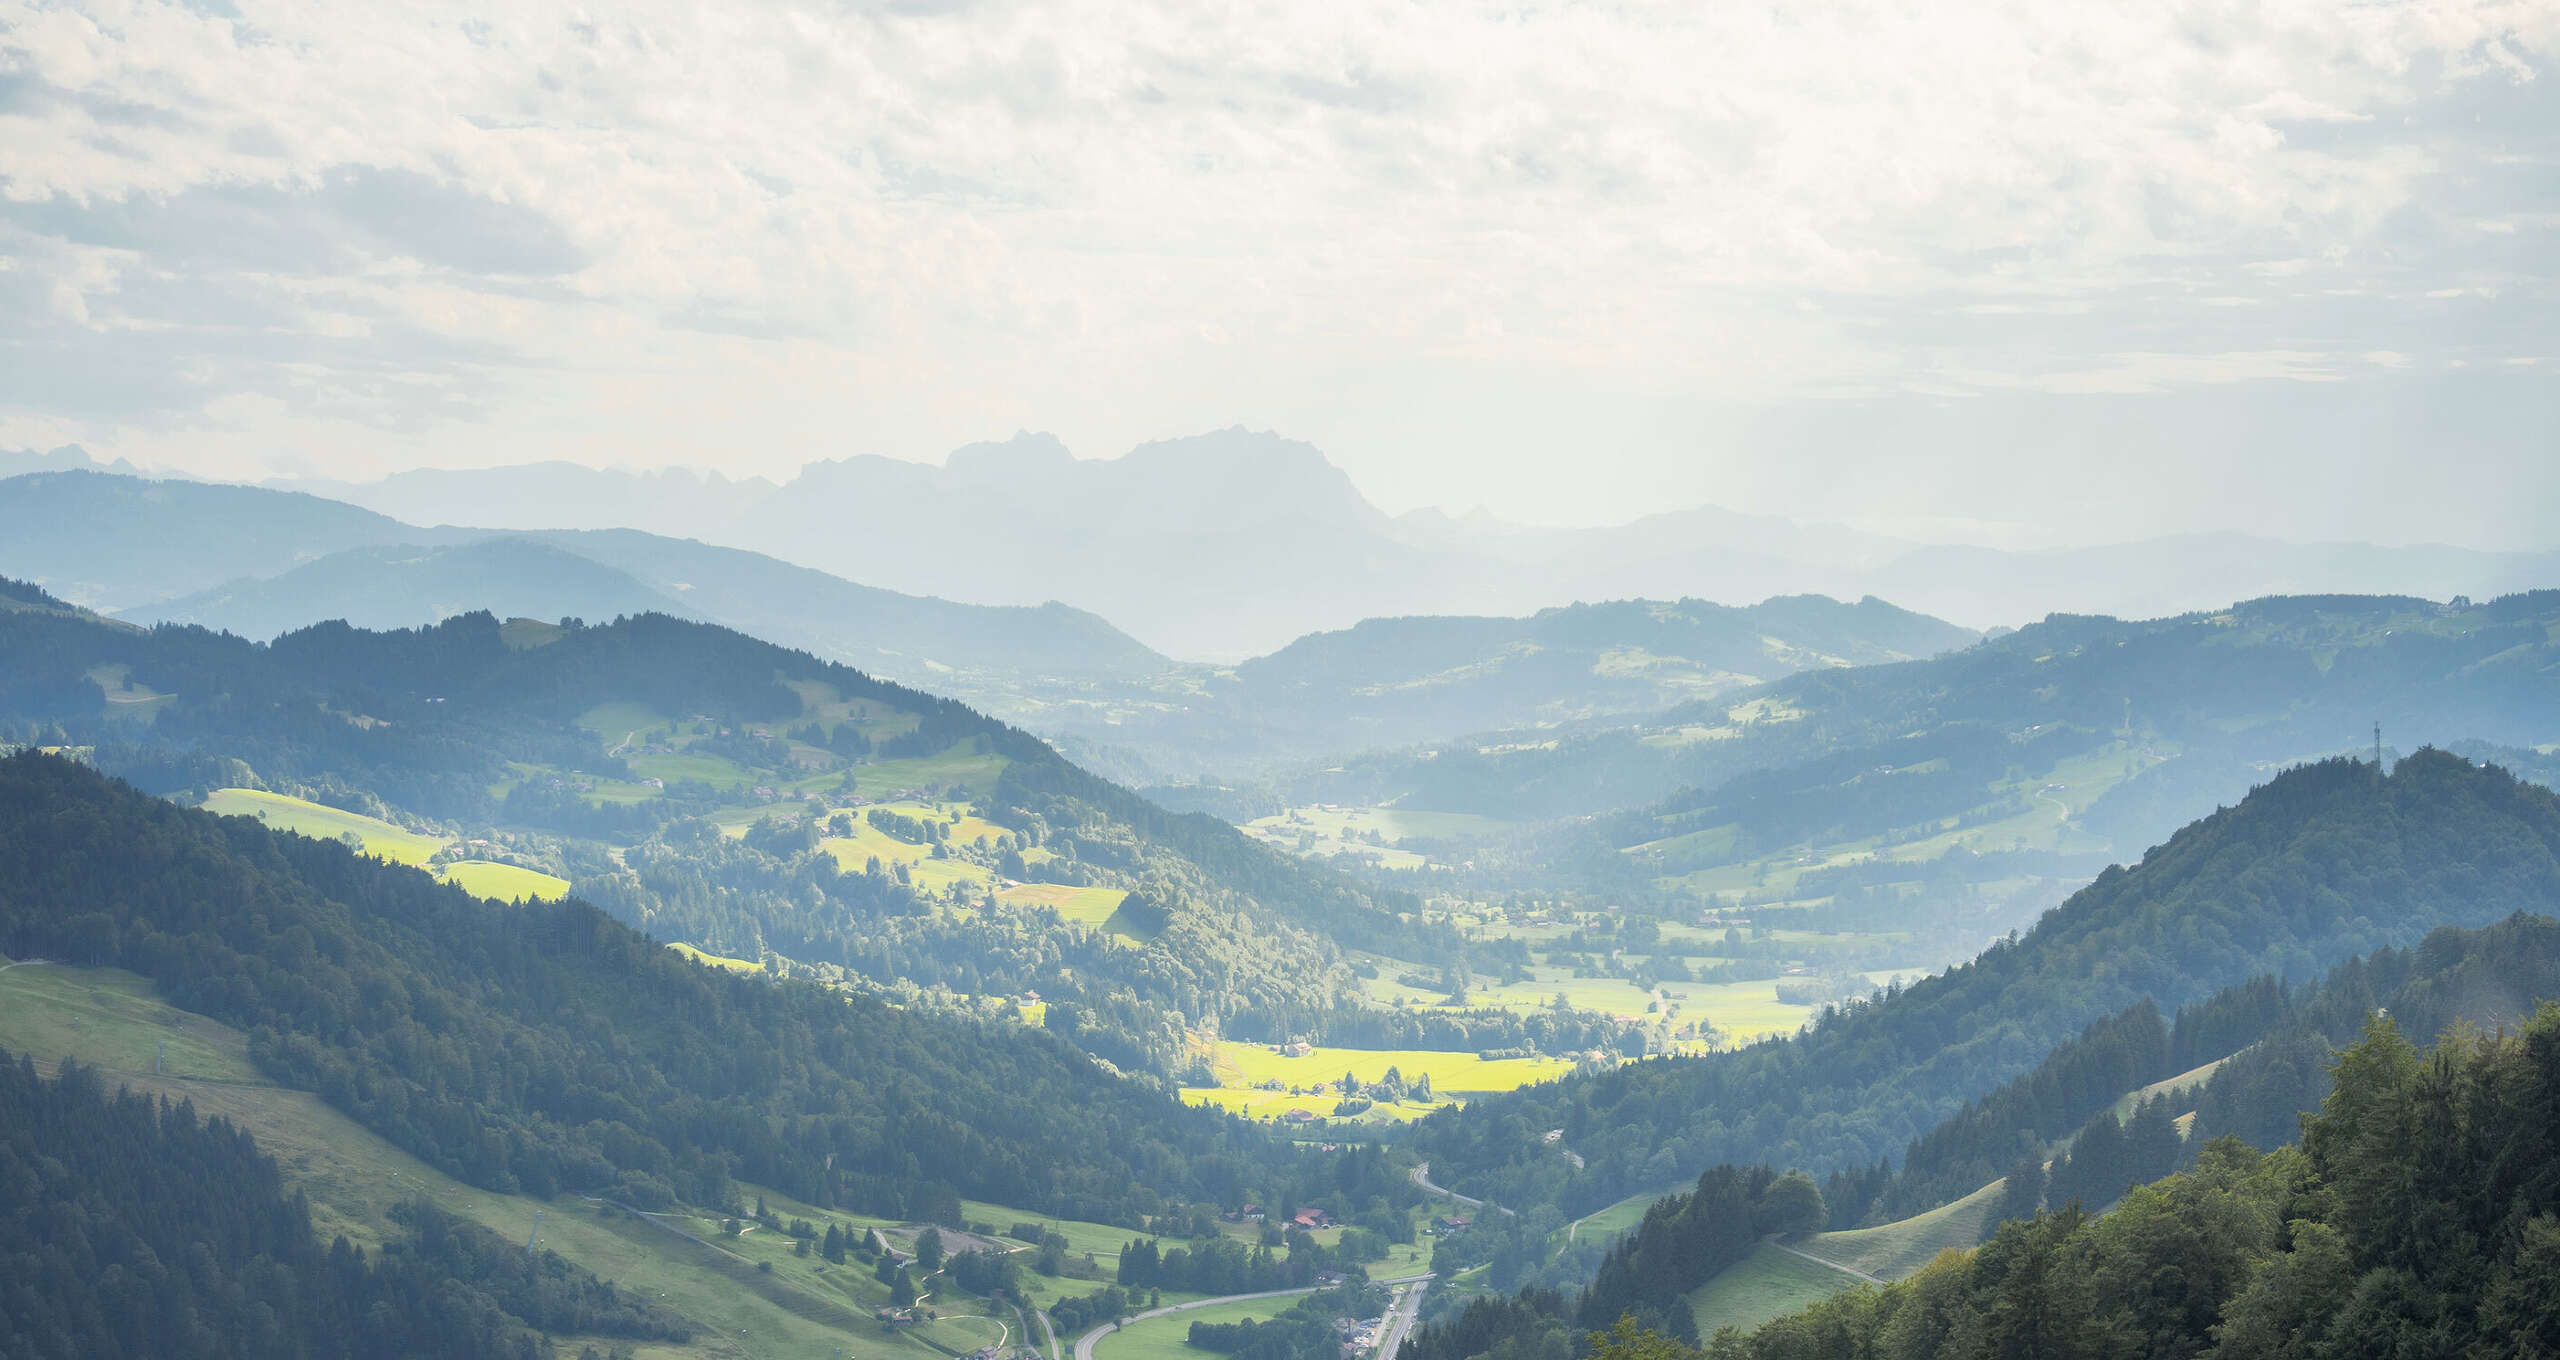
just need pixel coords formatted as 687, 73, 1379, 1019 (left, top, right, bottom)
0, 0, 2555, 542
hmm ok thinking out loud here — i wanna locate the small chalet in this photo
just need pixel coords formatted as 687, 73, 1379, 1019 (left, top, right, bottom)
1292, 1207, 1334, 1230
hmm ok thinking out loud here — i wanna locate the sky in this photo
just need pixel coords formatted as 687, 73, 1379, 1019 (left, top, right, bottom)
2, 0, 2556, 549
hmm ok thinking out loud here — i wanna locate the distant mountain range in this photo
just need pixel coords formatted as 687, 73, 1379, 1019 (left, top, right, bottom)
231, 429, 2560, 659
0, 470, 1171, 690
1038, 594, 1979, 780
0, 468, 1981, 777
18, 436, 2557, 663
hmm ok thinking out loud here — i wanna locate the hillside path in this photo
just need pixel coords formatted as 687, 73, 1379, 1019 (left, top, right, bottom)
1768, 1238, 1882, 1285
1411, 1162, 1515, 1217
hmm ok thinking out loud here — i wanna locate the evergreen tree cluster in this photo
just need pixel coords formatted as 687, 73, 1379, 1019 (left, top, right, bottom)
1698, 1002, 2560, 1359
1410, 753, 2560, 1222
0, 752, 1290, 1227
0, 1053, 682, 1360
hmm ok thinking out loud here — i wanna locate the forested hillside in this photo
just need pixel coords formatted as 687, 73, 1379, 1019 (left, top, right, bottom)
1695, 1002, 2560, 1359
1406, 750, 2560, 1222
0, 752, 1297, 1224
0, 1053, 686, 1359
1845, 910, 2560, 1229
1412, 913, 2560, 1360
1032, 594, 1975, 778
0, 607, 1450, 1071
1299, 591, 2560, 833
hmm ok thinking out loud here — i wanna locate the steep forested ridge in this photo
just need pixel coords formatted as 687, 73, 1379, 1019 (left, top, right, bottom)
1843, 910, 2560, 1228
0, 752, 1291, 1225
1408, 750, 2560, 1219
0, 1053, 685, 1360
1695, 1002, 2560, 1359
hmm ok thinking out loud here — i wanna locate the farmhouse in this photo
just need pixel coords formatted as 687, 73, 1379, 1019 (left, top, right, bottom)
1292, 1207, 1333, 1229
1281, 1108, 1320, 1125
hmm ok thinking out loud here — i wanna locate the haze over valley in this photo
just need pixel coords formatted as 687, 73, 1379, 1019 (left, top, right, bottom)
4, 4, 2558, 1359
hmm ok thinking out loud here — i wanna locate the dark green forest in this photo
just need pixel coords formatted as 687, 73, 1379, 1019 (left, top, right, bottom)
1408, 751, 2560, 1224
1693, 1000, 2560, 1359
1406, 916, 2560, 1360
0, 752, 1294, 1224
0, 1052, 684, 1360
0, 604, 1468, 1069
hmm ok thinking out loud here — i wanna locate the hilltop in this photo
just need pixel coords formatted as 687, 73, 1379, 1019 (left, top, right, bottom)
0, 606, 1439, 1075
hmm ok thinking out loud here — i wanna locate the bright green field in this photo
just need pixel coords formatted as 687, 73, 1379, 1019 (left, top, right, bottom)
1185, 1042, 1582, 1121
1569, 1191, 1663, 1245
669, 941, 764, 974
1093, 1297, 1295, 1360
200, 788, 446, 866
1687, 1243, 1861, 1338
439, 860, 571, 902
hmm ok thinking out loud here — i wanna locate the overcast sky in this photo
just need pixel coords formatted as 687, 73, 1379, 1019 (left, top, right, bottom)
3, 1, 2555, 548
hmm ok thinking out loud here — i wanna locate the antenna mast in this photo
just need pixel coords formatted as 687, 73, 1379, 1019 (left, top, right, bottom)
2374, 722, 2383, 773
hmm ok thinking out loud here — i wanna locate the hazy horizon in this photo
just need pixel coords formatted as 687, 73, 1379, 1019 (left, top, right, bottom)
5, 2, 2557, 552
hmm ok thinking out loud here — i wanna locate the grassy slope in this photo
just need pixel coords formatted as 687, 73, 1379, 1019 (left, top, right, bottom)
1684, 1176, 2007, 1337
1795, 1177, 2005, 1280
1092, 1297, 1292, 1360
1687, 1244, 1862, 1338
0, 957, 1135, 1360
199, 788, 570, 902
201, 787, 445, 866
438, 859, 572, 902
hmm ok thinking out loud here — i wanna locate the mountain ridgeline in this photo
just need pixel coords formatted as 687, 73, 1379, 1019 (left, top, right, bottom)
1406, 750, 2560, 1222
0, 604, 1454, 1072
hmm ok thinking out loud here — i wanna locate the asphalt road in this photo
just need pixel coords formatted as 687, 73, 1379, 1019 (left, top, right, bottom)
1376, 1277, 1431, 1360
1072, 1274, 1433, 1360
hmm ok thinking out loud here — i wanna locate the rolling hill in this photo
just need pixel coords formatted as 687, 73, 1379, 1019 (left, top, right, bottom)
0, 603, 1441, 1076
1405, 749, 2560, 1222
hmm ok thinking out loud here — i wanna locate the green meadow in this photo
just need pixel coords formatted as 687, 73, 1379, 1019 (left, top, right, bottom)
200, 787, 447, 866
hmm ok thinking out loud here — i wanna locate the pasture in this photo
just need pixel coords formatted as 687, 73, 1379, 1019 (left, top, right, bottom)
1183, 1042, 1582, 1121
1686, 1243, 1860, 1338
669, 941, 764, 974
1793, 1177, 2003, 1281
996, 882, 1142, 941
1092, 1297, 1292, 1360
200, 787, 447, 866
439, 860, 572, 903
